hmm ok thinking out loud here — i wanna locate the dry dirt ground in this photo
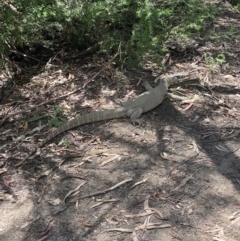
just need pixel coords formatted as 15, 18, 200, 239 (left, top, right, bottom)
1, 2, 240, 241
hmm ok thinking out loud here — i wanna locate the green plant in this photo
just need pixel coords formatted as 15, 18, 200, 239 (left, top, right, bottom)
57, 138, 70, 147
215, 53, 226, 64
0, 0, 218, 69
48, 106, 67, 128
27, 115, 44, 123
204, 53, 226, 70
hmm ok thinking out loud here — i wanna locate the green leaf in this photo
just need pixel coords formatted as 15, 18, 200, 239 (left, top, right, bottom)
48, 116, 61, 127
28, 115, 44, 122
53, 107, 63, 117
216, 53, 226, 64
59, 117, 68, 123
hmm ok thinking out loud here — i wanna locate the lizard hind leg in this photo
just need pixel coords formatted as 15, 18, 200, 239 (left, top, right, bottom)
127, 107, 143, 126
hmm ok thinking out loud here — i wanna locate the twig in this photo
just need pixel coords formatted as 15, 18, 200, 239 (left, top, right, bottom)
91, 199, 120, 208
107, 223, 171, 233
77, 178, 132, 200
10, 49, 40, 62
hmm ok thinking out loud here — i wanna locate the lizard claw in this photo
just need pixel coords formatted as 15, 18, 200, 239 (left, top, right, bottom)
132, 119, 144, 127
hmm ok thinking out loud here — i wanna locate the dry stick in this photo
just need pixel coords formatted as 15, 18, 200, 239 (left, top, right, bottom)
10, 49, 40, 62
0, 49, 120, 127
77, 178, 132, 200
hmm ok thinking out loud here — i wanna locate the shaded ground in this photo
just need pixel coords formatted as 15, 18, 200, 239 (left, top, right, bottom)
0, 1, 240, 241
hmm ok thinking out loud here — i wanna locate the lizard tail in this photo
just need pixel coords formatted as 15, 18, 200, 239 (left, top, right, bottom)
42, 107, 126, 146
18, 108, 126, 165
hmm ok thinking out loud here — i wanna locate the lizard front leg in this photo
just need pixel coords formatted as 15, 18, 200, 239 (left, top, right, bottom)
142, 81, 153, 91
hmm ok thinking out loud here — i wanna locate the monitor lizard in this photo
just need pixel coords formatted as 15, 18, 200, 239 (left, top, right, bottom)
17, 72, 193, 166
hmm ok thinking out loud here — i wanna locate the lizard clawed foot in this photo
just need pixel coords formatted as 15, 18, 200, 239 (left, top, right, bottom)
132, 119, 144, 127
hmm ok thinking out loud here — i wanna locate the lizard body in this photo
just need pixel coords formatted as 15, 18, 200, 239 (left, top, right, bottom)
19, 72, 191, 165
